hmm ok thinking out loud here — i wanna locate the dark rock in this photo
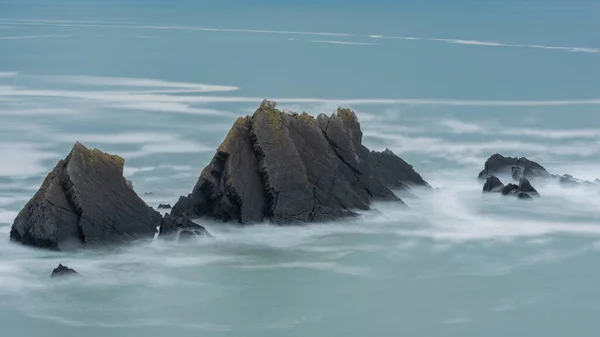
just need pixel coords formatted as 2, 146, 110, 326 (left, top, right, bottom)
369, 149, 429, 188
10, 142, 162, 251
51, 263, 77, 278
144, 192, 154, 195
483, 175, 504, 193
518, 178, 540, 197
172, 100, 428, 225
516, 192, 533, 199
478, 153, 550, 181
159, 213, 210, 240
494, 178, 539, 199
157, 204, 172, 209
501, 183, 519, 196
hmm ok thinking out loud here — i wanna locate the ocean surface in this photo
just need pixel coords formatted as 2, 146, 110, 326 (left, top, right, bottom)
1, 0, 600, 336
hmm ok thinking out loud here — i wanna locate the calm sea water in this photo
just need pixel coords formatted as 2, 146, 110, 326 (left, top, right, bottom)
1, 1, 600, 336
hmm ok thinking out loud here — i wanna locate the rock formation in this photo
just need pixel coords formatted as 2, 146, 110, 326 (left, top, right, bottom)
158, 204, 172, 209
159, 214, 211, 240
483, 175, 540, 199
51, 263, 78, 278
478, 154, 550, 181
10, 142, 163, 251
478, 153, 598, 186
172, 100, 429, 224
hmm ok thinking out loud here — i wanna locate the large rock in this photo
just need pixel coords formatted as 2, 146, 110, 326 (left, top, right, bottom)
172, 100, 429, 224
478, 154, 550, 181
10, 142, 162, 251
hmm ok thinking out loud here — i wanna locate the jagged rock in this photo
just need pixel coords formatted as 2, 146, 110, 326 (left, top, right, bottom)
51, 263, 77, 278
518, 178, 540, 197
159, 214, 211, 240
369, 149, 429, 188
495, 178, 539, 199
126, 179, 134, 189
172, 100, 428, 225
483, 175, 504, 192
10, 142, 162, 251
157, 204, 172, 209
478, 154, 550, 181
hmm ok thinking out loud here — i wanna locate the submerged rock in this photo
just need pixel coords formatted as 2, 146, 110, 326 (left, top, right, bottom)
482, 175, 504, 193
172, 100, 429, 225
51, 264, 77, 278
157, 204, 172, 209
159, 214, 211, 240
10, 142, 162, 251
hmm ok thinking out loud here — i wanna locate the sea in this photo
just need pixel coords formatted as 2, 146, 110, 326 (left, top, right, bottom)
1, 0, 600, 336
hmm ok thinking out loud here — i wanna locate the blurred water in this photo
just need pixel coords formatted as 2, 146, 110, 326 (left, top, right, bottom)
1, 1, 600, 336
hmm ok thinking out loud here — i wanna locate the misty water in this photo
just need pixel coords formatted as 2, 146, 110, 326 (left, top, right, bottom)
1, 1, 600, 336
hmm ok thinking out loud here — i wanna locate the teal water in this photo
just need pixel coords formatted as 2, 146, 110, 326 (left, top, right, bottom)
1, 1, 600, 336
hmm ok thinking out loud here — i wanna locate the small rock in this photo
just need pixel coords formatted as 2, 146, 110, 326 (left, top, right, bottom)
157, 204, 172, 209
483, 176, 504, 193
518, 178, 540, 197
51, 264, 78, 278
159, 214, 211, 240
501, 183, 519, 196
144, 192, 154, 195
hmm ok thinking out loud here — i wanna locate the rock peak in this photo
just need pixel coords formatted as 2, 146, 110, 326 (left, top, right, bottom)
260, 99, 276, 109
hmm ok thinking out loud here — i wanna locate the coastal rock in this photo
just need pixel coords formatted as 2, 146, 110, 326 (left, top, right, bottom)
172, 100, 429, 224
157, 204, 172, 209
478, 154, 597, 187
518, 177, 540, 197
10, 142, 162, 251
496, 178, 540, 199
478, 154, 550, 181
159, 214, 211, 240
482, 175, 504, 192
51, 264, 78, 278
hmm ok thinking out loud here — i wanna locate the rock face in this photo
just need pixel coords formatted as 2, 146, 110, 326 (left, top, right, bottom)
172, 100, 428, 224
51, 264, 78, 278
10, 142, 162, 251
157, 204, 172, 209
159, 214, 211, 240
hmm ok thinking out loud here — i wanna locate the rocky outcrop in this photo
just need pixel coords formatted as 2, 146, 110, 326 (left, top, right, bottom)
159, 214, 211, 240
483, 175, 539, 199
478, 154, 550, 181
157, 204, 172, 209
51, 264, 78, 278
172, 100, 429, 225
10, 142, 163, 251
478, 154, 599, 188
